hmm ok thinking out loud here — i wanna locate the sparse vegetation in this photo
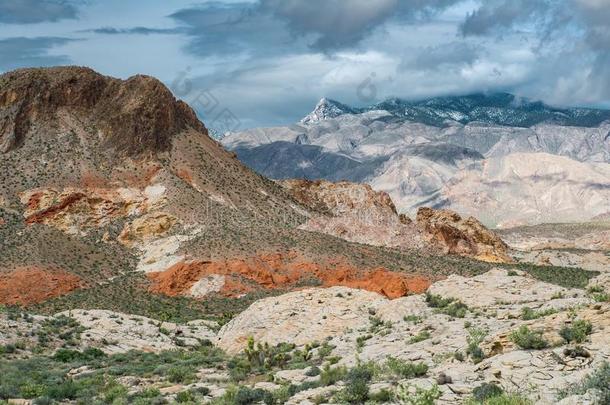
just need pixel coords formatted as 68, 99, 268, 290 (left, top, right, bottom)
425, 293, 469, 318
409, 330, 431, 344
510, 326, 548, 350
559, 319, 593, 343
521, 307, 557, 320
558, 361, 610, 404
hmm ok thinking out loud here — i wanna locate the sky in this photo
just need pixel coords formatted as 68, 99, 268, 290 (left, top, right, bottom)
1, 0, 610, 131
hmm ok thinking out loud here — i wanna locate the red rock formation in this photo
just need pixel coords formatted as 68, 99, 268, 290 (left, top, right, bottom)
0, 267, 84, 306
147, 252, 431, 299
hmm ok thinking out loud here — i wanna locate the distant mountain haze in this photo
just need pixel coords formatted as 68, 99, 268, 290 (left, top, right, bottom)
223, 93, 610, 227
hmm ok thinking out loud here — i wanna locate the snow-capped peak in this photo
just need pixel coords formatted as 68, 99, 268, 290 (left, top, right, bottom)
300, 97, 355, 124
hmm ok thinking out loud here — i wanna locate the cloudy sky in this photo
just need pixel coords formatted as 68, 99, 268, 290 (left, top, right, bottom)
1, 0, 609, 130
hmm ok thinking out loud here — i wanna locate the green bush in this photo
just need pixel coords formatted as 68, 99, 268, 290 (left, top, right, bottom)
104, 384, 128, 403
167, 365, 195, 383
176, 390, 196, 403
319, 364, 347, 386
560, 319, 593, 343
425, 293, 468, 318
472, 383, 504, 402
336, 364, 373, 403
466, 327, 487, 364
510, 326, 548, 350
53, 347, 106, 363
520, 307, 557, 321
385, 358, 428, 379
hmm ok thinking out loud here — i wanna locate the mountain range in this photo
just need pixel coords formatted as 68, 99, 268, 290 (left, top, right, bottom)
223, 94, 610, 227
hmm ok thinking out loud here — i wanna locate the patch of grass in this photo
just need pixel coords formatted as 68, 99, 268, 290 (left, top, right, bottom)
510, 325, 548, 350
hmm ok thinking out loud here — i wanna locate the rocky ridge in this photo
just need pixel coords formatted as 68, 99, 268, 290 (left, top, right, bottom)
280, 179, 512, 263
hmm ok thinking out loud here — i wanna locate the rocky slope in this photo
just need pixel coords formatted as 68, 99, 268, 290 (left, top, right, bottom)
223, 94, 610, 226
0, 66, 521, 315
280, 179, 512, 263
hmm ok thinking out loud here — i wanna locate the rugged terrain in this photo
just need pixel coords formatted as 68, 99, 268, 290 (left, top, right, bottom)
0, 67, 607, 405
223, 95, 610, 227
1, 267, 608, 404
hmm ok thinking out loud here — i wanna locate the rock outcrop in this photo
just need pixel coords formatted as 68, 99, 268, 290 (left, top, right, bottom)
0, 267, 84, 305
147, 252, 431, 300
0, 66, 204, 155
416, 207, 512, 263
281, 179, 512, 263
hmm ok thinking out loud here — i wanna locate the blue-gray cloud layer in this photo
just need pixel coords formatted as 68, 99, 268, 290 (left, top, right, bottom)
0, 37, 75, 70
0, 0, 78, 24
1, 0, 610, 128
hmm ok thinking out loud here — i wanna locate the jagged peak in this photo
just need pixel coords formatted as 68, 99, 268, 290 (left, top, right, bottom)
300, 97, 357, 124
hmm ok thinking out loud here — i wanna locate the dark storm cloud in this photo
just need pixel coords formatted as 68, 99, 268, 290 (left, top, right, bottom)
169, 2, 300, 57
85, 27, 185, 35
0, 0, 78, 24
170, 0, 462, 56
260, 0, 460, 51
0, 37, 75, 71
458, 0, 610, 99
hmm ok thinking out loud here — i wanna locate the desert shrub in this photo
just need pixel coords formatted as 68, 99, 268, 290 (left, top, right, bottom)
558, 361, 610, 404
472, 383, 504, 402
510, 326, 548, 350
520, 307, 557, 321
305, 366, 321, 377
403, 315, 423, 324
425, 293, 468, 318
176, 390, 196, 403
167, 365, 195, 383
466, 327, 487, 363
335, 364, 374, 403
395, 384, 441, 405
369, 388, 393, 403
104, 383, 128, 403
53, 347, 106, 363
409, 330, 431, 344
385, 358, 428, 379
560, 319, 592, 343
319, 364, 347, 386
